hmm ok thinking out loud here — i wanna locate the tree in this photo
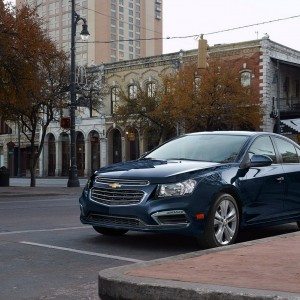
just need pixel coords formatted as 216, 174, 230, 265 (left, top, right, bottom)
0, 4, 69, 186
114, 81, 175, 147
76, 67, 109, 117
160, 61, 261, 132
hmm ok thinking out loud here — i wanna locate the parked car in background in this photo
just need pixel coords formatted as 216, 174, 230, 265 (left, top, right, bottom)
79, 131, 300, 248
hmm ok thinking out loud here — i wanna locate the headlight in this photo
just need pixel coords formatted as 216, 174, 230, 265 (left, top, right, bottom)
157, 179, 197, 198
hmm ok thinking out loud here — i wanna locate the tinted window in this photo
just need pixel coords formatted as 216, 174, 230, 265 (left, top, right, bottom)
296, 147, 300, 161
248, 136, 276, 163
274, 138, 299, 163
145, 134, 248, 163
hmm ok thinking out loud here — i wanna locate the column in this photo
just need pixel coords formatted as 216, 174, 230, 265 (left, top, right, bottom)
100, 138, 107, 168
84, 139, 91, 177
121, 137, 126, 162
55, 140, 61, 176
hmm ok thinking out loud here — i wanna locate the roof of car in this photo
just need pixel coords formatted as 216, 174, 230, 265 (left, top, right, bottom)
187, 131, 259, 136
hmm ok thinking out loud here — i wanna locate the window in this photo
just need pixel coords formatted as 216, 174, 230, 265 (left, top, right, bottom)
296, 147, 300, 161
147, 82, 156, 98
274, 138, 299, 163
111, 87, 119, 114
248, 136, 276, 163
128, 84, 137, 99
241, 71, 251, 87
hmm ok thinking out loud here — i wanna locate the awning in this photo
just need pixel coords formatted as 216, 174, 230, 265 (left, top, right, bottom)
280, 119, 300, 134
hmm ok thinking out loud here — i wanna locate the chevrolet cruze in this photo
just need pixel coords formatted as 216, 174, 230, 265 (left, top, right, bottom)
79, 131, 300, 248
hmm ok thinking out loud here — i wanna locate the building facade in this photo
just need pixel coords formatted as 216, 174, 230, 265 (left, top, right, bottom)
16, 0, 163, 65
1, 38, 300, 177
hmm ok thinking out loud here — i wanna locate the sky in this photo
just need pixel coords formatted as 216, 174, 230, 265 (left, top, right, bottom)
163, 0, 300, 53
4, 0, 300, 53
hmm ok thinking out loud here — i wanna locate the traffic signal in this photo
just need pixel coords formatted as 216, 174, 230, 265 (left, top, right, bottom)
198, 37, 208, 70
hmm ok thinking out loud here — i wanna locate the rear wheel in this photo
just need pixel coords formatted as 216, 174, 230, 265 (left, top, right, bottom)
297, 222, 300, 230
198, 193, 240, 248
93, 226, 128, 236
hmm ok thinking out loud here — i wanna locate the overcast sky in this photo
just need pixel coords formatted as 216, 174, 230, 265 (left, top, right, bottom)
163, 0, 300, 53
4, 0, 300, 53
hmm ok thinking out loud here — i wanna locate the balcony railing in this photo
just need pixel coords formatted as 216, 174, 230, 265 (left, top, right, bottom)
278, 97, 300, 118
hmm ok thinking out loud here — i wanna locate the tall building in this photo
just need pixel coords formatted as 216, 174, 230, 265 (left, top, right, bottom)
16, 0, 163, 65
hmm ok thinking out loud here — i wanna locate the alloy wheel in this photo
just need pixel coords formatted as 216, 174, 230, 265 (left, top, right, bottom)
214, 199, 238, 245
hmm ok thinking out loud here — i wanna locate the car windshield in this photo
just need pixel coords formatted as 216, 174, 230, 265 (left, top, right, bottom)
145, 134, 248, 163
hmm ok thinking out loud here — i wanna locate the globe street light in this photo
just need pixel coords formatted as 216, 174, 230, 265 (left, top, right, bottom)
67, 0, 90, 187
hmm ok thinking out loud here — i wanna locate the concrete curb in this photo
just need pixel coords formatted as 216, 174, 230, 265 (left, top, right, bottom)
98, 231, 300, 300
0, 187, 82, 198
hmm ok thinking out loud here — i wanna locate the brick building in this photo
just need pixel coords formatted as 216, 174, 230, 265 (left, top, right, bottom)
1, 37, 300, 177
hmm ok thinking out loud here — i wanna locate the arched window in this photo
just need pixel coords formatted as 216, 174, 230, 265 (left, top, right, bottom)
111, 86, 119, 114
241, 71, 251, 87
147, 82, 156, 97
128, 84, 137, 99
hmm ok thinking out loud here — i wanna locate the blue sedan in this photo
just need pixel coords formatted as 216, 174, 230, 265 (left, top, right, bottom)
79, 131, 300, 248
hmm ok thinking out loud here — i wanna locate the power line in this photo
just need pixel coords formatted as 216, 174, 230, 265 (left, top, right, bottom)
75, 2, 162, 36
77, 13, 300, 44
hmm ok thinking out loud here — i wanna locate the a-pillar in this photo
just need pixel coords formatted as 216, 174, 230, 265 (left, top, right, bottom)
84, 138, 91, 177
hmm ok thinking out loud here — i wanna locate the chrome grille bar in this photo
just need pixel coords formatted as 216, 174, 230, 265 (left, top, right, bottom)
91, 187, 145, 206
95, 177, 150, 186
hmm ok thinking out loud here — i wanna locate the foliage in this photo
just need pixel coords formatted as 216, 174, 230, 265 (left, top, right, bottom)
115, 60, 261, 151
114, 82, 175, 146
0, 3, 69, 186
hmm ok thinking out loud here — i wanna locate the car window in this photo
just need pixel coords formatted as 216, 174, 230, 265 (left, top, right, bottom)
274, 137, 299, 164
248, 136, 277, 163
145, 134, 248, 163
296, 147, 300, 162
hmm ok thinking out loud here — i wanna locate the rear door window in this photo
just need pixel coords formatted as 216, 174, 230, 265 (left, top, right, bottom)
274, 138, 299, 164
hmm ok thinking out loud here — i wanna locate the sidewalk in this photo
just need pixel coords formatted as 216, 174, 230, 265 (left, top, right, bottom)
0, 186, 82, 198
0, 178, 86, 197
98, 231, 300, 300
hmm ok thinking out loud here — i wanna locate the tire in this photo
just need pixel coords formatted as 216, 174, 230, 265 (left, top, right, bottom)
297, 222, 300, 230
93, 226, 128, 236
198, 193, 240, 248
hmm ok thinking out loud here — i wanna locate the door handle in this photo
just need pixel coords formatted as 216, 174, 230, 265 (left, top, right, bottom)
276, 177, 285, 182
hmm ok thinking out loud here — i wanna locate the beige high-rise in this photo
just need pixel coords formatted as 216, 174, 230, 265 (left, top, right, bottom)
17, 0, 163, 65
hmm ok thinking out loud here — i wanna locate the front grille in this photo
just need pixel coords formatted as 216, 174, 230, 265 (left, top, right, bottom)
88, 214, 142, 227
91, 187, 145, 206
95, 177, 150, 186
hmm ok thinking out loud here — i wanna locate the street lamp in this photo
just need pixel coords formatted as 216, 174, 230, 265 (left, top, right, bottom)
67, 0, 90, 187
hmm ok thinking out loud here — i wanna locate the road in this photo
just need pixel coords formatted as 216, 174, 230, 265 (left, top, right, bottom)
0, 182, 298, 299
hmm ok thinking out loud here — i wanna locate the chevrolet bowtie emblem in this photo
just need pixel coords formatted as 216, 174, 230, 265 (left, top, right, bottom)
108, 182, 121, 189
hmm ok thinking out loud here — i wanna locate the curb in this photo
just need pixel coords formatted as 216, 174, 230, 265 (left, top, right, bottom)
98, 231, 300, 300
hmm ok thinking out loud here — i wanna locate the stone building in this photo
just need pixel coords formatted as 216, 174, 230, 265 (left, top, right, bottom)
1, 37, 300, 177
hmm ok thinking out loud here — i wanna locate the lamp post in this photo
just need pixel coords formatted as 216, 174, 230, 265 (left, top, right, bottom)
67, 0, 90, 187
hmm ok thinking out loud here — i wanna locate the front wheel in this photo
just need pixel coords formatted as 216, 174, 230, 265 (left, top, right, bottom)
198, 193, 240, 248
93, 226, 128, 236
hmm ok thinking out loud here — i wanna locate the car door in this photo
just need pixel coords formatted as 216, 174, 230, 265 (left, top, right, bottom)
240, 135, 285, 224
273, 136, 300, 217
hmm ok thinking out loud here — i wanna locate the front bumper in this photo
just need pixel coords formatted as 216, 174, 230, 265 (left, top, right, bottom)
79, 186, 206, 236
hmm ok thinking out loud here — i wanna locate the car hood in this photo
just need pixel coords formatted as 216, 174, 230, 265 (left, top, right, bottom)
95, 159, 221, 183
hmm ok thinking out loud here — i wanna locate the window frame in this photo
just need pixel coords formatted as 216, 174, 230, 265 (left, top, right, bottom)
111, 86, 120, 115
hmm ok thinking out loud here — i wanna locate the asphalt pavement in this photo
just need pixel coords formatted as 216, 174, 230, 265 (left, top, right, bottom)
1, 180, 299, 300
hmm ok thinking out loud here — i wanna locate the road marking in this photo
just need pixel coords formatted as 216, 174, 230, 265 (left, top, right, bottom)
0, 226, 88, 235
20, 241, 144, 263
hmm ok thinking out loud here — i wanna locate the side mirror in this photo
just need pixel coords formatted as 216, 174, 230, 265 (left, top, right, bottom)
250, 154, 273, 168
240, 154, 272, 169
